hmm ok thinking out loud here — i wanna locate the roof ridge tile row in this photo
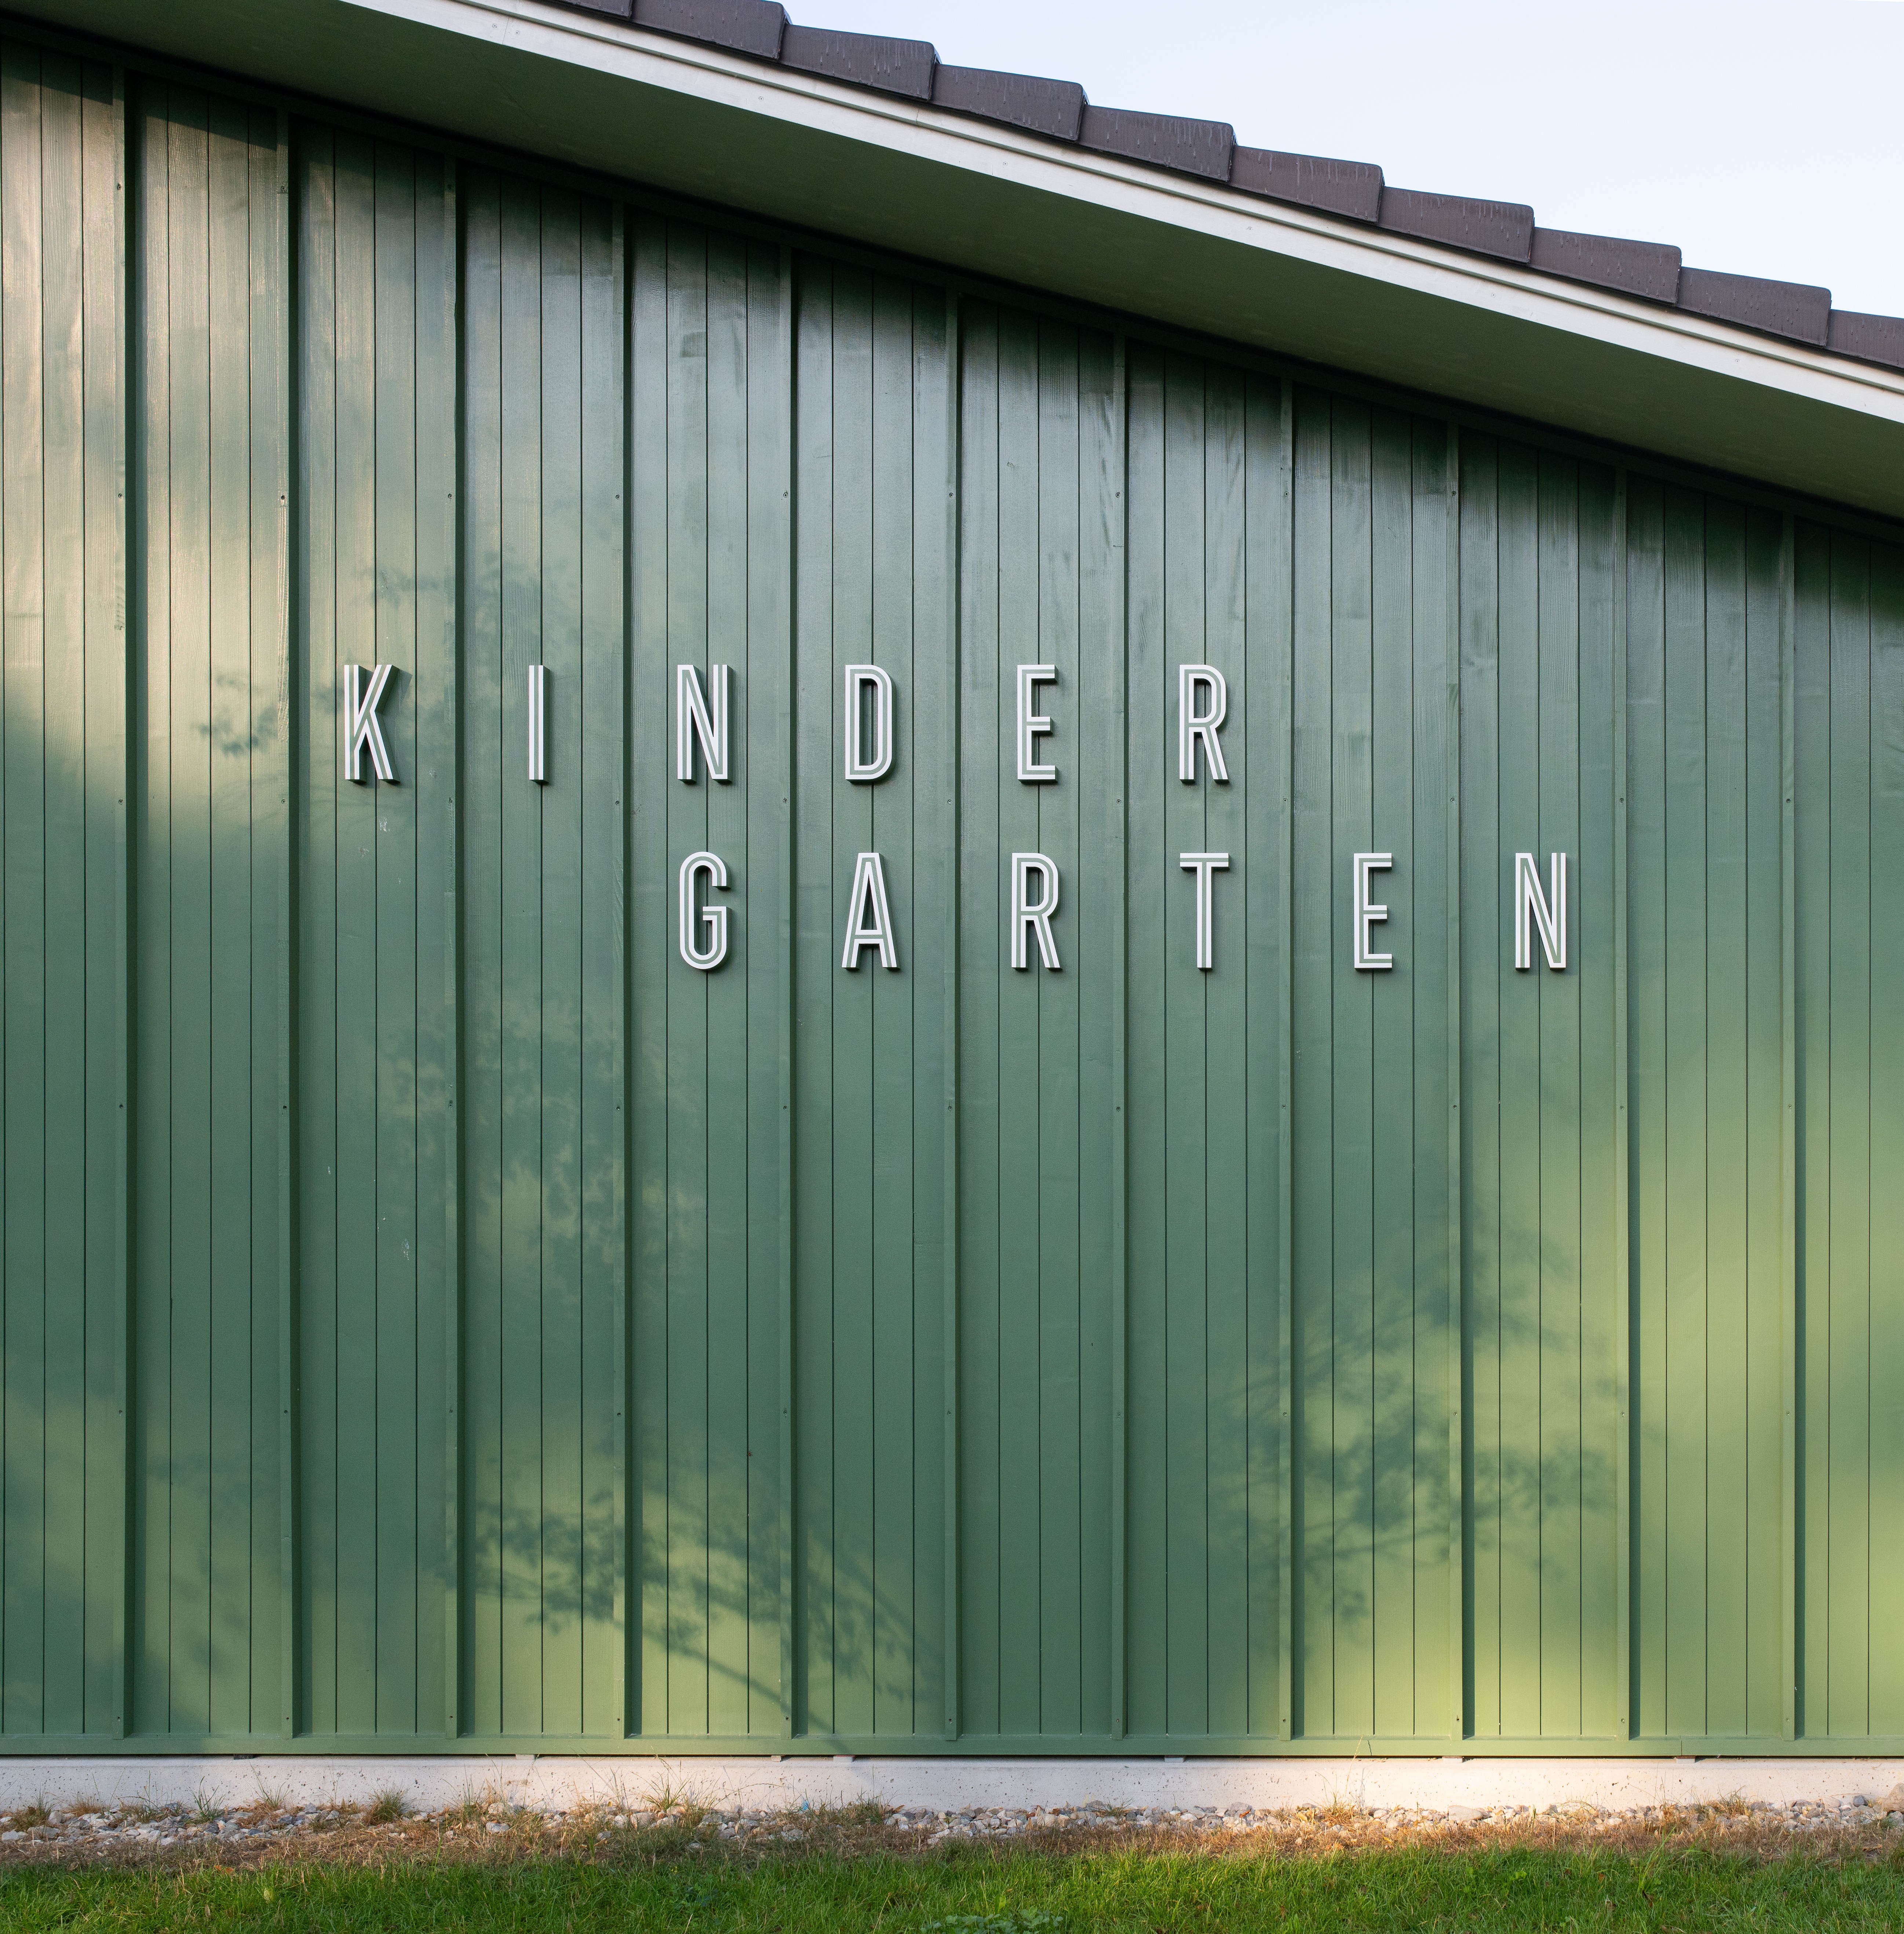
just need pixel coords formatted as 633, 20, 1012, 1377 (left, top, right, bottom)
559, 0, 1904, 373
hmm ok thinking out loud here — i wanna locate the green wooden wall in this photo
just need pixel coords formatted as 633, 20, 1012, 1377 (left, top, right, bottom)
4, 42, 1904, 1754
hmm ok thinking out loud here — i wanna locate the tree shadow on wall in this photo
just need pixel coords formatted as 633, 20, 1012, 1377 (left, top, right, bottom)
1288, 1220, 1622, 1742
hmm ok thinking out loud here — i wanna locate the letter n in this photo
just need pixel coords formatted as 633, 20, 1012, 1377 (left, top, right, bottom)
1514, 851, 1567, 970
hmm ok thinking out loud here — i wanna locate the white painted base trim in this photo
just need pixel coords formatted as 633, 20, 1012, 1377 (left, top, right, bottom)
0, 1755, 1898, 1814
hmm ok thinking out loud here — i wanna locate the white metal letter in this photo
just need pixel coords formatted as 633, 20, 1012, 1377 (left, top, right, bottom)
678, 850, 730, 970
1016, 664, 1058, 783
528, 663, 548, 783
1514, 851, 1568, 971
1178, 663, 1230, 783
676, 663, 731, 783
1010, 853, 1061, 971
840, 851, 899, 970
1179, 852, 1231, 971
843, 664, 895, 782
1352, 852, 1394, 971
343, 662, 397, 783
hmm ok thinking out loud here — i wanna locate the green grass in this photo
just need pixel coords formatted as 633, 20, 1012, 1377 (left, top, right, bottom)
1, 1844, 1900, 1931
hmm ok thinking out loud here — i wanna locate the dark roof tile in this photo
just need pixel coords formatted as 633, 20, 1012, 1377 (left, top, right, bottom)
780, 23, 935, 98
557, 0, 634, 18
1678, 266, 1829, 346
1229, 147, 1382, 222
1080, 104, 1233, 182
632, 0, 784, 58
1380, 187, 1532, 263
1828, 309, 1904, 371
1529, 227, 1681, 303
931, 64, 1084, 142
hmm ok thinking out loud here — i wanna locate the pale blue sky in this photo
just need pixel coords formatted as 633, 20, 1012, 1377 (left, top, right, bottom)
804, 0, 1904, 320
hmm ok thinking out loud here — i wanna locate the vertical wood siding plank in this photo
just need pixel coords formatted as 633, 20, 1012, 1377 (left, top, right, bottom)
203, 90, 247, 1737
1160, 352, 1209, 1740
770, 240, 795, 1744
1456, 434, 1502, 1738
1793, 517, 1831, 1737
1535, 451, 1583, 1737
131, 83, 174, 1739
1863, 533, 1904, 1735
1120, 343, 1166, 1738
1661, 487, 1712, 1738
1032, 318, 1082, 1738
1702, 498, 1751, 1737
164, 87, 214, 1740
866, 275, 918, 1737
990, 306, 1041, 1736
908, 283, 953, 1743
79, 57, 127, 1742
626, 212, 665, 1740
536, 188, 585, 1739
1367, 407, 1415, 1742
1612, 470, 1631, 1742
1288, 384, 1332, 1739
1740, 507, 1784, 1741
576, 195, 624, 1740
1625, 480, 1668, 1738
257, 105, 292, 1744
790, 254, 836, 1739
1244, 372, 1293, 1745
954, 304, 1001, 1740
935, 287, 962, 1745
1080, 322, 1122, 1742
1825, 531, 1872, 1737
660, 220, 712, 1737
293, 127, 339, 1738
496, 178, 545, 1735
371, 139, 423, 1739
39, 51, 94, 1737
458, 171, 504, 1737
820, 263, 872, 1738
1575, 460, 1621, 1738
1, 44, 50, 1737
1327, 397, 1376, 1742
1439, 422, 1463, 1744
626, 209, 667, 1737
1777, 511, 1798, 1744
327, 130, 378, 1738
835, 265, 881, 1748
274, 103, 300, 1744
413, 151, 459, 1741
1201, 363, 1250, 1741
1492, 438, 1541, 1741
700, 226, 751, 1739
109, 59, 132, 1744
1404, 418, 1452, 1745
829, 265, 875, 1740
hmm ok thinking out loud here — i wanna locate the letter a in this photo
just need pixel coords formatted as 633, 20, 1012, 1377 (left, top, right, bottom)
841, 852, 899, 970
343, 663, 397, 783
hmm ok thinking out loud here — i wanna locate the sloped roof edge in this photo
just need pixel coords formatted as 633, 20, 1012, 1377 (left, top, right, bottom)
25, 0, 1904, 518
576, 0, 1901, 373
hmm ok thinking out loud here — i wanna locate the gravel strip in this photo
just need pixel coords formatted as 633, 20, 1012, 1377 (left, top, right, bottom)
0, 1786, 1899, 1871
